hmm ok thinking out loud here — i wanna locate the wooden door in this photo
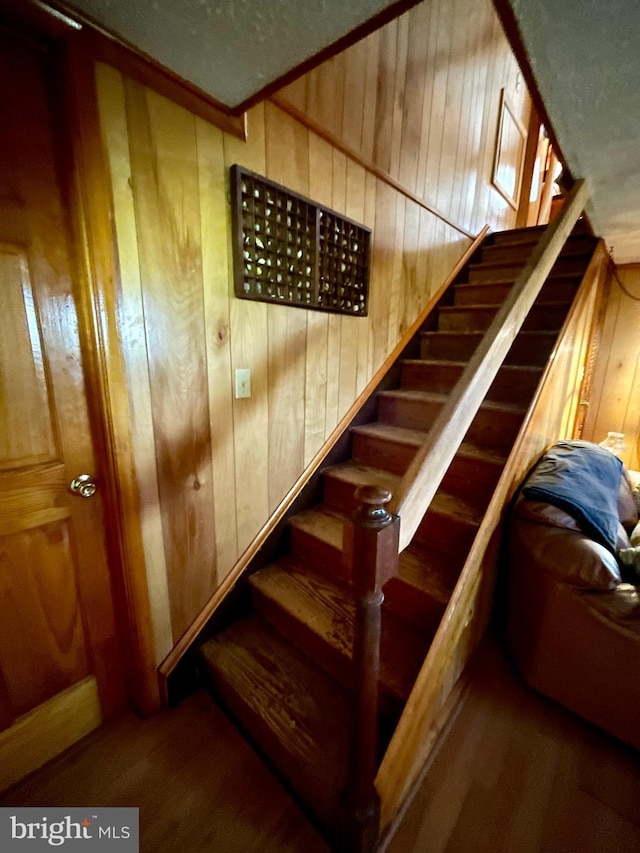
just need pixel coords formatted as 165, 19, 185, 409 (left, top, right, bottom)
0, 33, 124, 782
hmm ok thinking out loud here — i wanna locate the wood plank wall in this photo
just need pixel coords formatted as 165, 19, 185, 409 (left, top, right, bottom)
278, 0, 529, 236
95, 0, 530, 658
582, 266, 640, 470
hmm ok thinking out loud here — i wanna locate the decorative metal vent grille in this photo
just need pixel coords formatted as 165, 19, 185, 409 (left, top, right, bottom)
231, 165, 370, 315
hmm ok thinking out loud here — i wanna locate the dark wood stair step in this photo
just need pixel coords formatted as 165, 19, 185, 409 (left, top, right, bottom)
479, 233, 595, 265
350, 423, 507, 499
453, 277, 579, 306
387, 545, 459, 626
412, 489, 482, 557
249, 559, 430, 706
467, 258, 586, 284
285, 509, 454, 633
401, 359, 543, 407
486, 225, 546, 247
376, 389, 525, 452
288, 506, 347, 580
200, 613, 349, 830
420, 330, 558, 365
320, 460, 482, 559
322, 461, 400, 515
350, 422, 425, 475
437, 301, 571, 333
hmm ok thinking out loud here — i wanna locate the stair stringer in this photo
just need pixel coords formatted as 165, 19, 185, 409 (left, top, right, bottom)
375, 240, 609, 842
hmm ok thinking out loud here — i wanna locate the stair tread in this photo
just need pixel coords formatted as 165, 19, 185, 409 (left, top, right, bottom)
322, 460, 401, 494
351, 421, 427, 446
403, 358, 542, 375
438, 299, 571, 312
488, 225, 546, 244
200, 614, 349, 823
464, 272, 582, 286
378, 387, 527, 415
456, 271, 582, 287
421, 329, 556, 337
481, 236, 593, 261
351, 422, 507, 464
294, 486, 482, 536
249, 559, 429, 701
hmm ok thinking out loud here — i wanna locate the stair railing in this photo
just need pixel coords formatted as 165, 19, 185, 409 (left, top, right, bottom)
391, 178, 589, 551
342, 177, 588, 851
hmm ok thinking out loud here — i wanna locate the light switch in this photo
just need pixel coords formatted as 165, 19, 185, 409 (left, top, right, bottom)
235, 368, 251, 399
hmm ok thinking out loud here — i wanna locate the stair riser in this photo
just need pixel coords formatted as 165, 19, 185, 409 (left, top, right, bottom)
453, 279, 578, 306
321, 467, 476, 557
440, 456, 503, 506
420, 332, 557, 365
377, 395, 523, 453
438, 304, 569, 333
480, 237, 594, 265
351, 432, 502, 502
401, 362, 542, 407
289, 523, 347, 582
322, 472, 392, 516
351, 431, 417, 475
488, 228, 546, 248
414, 510, 478, 557
468, 257, 585, 283
384, 577, 447, 634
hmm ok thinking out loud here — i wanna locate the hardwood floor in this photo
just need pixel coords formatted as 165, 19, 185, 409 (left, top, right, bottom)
0, 691, 330, 853
2, 636, 639, 853
386, 636, 640, 853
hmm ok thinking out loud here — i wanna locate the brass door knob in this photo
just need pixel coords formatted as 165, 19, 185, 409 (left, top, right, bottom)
69, 473, 97, 498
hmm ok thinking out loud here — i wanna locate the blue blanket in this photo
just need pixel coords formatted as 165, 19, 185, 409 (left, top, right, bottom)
522, 440, 622, 552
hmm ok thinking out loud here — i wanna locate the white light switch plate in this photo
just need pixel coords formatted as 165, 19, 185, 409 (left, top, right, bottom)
235, 368, 251, 399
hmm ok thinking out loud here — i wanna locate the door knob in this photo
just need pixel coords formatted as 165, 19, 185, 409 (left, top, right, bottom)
69, 473, 97, 498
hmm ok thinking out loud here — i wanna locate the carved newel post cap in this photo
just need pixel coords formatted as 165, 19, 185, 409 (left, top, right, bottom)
354, 486, 393, 527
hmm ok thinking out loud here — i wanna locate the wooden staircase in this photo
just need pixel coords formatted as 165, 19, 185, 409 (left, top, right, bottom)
199, 224, 597, 844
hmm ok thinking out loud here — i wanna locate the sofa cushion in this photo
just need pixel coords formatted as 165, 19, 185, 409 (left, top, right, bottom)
510, 511, 622, 590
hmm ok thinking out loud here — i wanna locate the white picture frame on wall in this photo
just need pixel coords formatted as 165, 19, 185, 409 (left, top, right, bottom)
492, 88, 526, 209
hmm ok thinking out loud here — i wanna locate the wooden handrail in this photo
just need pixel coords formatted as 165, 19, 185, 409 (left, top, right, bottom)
391, 178, 589, 551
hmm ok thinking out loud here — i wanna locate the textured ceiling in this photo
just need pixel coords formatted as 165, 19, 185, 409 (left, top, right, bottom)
64, 0, 402, 109
507, 0, 640, 263
61, 0, 640, 262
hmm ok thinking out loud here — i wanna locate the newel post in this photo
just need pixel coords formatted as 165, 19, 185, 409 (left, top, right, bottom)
343, 486, 400, 853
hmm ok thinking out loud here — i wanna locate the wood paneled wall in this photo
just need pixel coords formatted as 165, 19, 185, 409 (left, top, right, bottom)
95, 0, 530, 657
278, 0, 529, 236
582, 265, 640, 470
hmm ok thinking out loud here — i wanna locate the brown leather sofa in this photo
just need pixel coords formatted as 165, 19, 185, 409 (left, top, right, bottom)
506, 462, 640, 751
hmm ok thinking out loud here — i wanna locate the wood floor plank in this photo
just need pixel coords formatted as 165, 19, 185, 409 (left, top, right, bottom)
386, 636, 640, 853
1, 690, 329, 853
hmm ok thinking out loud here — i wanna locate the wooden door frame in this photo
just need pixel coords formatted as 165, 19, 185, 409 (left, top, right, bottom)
0, 3, 161, 715
61, 40, 161, 715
